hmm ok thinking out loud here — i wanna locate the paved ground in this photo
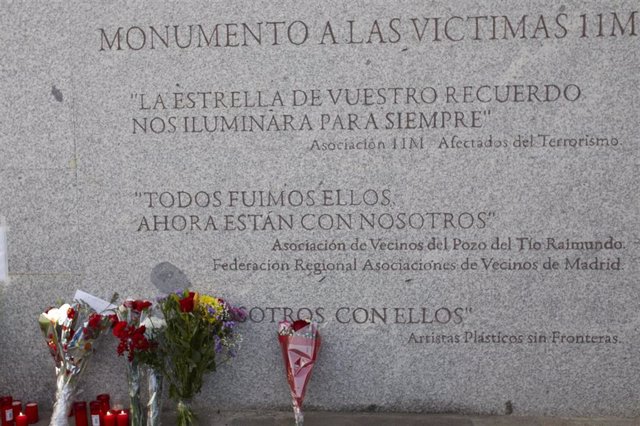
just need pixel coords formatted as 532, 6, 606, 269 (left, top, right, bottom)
166, 411, 640, 426
34, 410, 640, 425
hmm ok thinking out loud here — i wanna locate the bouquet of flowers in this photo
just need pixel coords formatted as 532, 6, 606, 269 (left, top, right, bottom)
278, 320, 321, 426
112, 299, 159, 426
39, 302, 112, 426
157, 289, 245, 426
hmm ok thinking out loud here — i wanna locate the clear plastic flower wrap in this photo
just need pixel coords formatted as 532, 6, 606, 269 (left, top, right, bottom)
145, 366, 164, 426
278, 320, 321, 426
38, 301, 113, 426
141, 314, 167, 426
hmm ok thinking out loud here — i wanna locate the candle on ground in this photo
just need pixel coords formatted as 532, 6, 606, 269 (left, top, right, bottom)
12, 401, 22, 419
103, 411, 116, 426
116, 410, 129, 426
73, 401, 88, 426
24, 403, 38, 424
16, 413, 28, 426
88, 401, 101, 426
1, 396, 14, 426
96, 394, 110, 415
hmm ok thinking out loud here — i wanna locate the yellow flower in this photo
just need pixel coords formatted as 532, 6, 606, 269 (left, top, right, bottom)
197, 294, 224, 322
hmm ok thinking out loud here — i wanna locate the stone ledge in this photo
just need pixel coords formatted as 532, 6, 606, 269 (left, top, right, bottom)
35, 411, 639, 426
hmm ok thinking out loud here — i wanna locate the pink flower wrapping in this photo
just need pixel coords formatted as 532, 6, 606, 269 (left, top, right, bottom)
278, 319, 321, 420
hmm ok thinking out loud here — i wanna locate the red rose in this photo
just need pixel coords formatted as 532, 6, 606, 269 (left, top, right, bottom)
67, 307, 76, 320
178, 292, 196, 312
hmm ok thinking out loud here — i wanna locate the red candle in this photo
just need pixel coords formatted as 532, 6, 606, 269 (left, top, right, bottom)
96, 393, 111, 413
73, 401, 88, 426
89, 401, 101, 426
1, 396, 14, 426
116, 410, 128, 426
12, 401, 21, 420
103, 411, 115, 426
15, 413, 27, 426
96, 394, 110, 426
24, 403, 38, 424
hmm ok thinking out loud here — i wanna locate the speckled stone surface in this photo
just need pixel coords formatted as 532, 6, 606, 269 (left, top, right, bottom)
1, 0, 639, 418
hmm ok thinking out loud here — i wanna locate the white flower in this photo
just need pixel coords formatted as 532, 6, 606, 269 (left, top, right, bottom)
43, 304, 72, 325
142, 316, 166, 330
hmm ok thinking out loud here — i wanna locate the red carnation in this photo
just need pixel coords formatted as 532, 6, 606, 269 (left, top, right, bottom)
117, 339, 127, 357
88, 313, 102, 329
113, 321, 152, 361
131, 327, 150, 351
136, 300, 152, 311
124, 300, 152, 312
107, 314, 118, 326
112, 321, 129, 339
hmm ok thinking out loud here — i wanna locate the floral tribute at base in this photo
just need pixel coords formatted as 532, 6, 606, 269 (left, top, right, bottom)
36, 287, 246, 426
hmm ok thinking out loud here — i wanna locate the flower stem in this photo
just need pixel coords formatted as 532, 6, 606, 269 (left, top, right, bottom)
176, 399, 194, 426
293, 400, 304, 426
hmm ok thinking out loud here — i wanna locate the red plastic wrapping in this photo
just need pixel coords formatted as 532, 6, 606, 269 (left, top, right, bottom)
278, 320, 321, 425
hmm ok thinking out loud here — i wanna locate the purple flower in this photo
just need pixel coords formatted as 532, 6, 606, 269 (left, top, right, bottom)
213, 335, 223, 353
230, 306, 247, 322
